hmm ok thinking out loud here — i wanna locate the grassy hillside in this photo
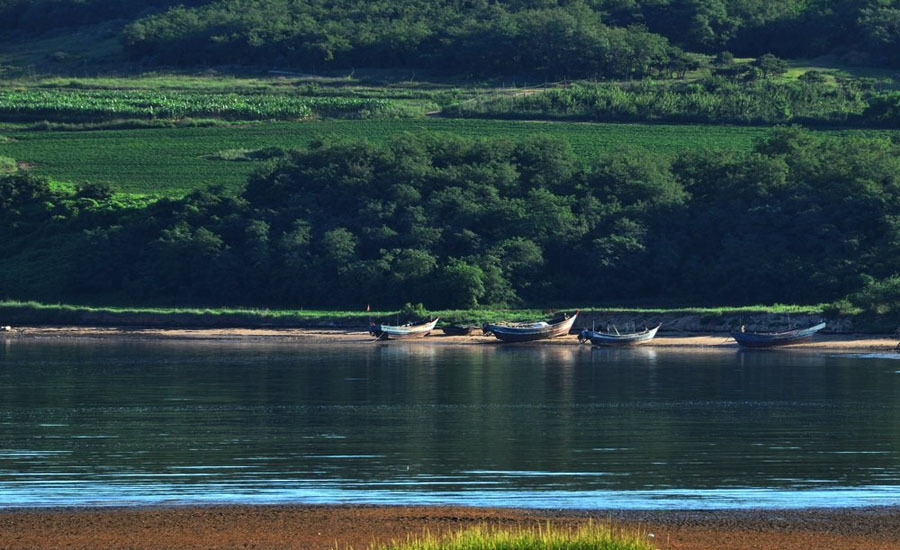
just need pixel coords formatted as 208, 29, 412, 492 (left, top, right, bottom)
0, 119, 790, 197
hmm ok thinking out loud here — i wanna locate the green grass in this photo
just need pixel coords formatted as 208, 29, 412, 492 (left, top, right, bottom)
371, 522, 653, 550
0, 119, 793, 196
0, 300, 827, 328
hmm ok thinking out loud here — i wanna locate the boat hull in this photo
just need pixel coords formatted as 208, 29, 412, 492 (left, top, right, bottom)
731, 322, 826, 348
484, 314, 578, 343
583, 323, 661, 346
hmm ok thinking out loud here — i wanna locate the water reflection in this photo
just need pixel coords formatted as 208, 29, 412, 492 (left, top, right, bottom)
1, 341, 899, 509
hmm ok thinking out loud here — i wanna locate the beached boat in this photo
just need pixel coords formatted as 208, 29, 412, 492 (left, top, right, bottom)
370, 318, 439, 340
731, 321, 826, 348
578, 322, 661, 346
482, 312, 578, 343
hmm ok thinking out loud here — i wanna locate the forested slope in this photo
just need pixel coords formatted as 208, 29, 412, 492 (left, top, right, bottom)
2, 1, 900, 76
3, 128, 900, 310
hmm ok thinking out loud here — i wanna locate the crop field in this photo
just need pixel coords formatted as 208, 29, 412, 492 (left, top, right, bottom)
0, 88, 430, 121
0, 119, 798, 196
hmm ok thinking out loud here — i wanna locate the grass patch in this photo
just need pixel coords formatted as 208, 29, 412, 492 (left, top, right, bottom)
371, 522, 653, 550
0, 155, 15, 173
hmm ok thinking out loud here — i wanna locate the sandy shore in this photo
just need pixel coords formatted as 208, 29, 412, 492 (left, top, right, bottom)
2, 505, 899, 550
2, 325, 898, 351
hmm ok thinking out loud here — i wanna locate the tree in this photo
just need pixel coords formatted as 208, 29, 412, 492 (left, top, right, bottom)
438, 259, 486, 308
753, 53, 788, 78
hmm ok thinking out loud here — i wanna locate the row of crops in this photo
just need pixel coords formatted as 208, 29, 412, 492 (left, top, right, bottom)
0, 89, 426, 122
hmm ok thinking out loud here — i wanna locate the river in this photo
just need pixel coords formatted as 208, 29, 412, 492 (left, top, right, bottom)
1, 339, 899, 509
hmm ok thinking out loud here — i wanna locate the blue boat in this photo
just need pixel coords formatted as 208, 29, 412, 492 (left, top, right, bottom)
731, 321, 826, 348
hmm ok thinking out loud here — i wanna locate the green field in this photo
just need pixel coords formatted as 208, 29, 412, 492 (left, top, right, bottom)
0, 119, 827, 196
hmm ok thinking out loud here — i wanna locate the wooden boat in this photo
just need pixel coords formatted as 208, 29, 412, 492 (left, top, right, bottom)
731, 321, 826, 348
370, 318, 439, 340
440, 325, 478, 336
578, 322, 661, 346
482, 312, 578, 343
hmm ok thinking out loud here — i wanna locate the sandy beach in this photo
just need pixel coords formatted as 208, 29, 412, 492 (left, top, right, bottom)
2, 505, 900, 550
2, 325, 899, 351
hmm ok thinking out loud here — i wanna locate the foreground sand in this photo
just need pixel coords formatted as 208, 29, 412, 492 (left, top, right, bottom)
3, 326, 899, 351
2, 505, 899, 550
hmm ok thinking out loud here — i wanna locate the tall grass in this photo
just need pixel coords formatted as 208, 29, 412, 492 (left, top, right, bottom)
371, 522, 654, 550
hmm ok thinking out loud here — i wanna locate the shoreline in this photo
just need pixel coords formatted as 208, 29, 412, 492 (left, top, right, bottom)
2, 504, 900, 550
2, 325, 899, 351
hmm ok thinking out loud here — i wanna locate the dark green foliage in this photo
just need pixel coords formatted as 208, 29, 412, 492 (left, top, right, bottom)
5, 0, 900, 76
3, 129, 900, 309
119, 0, 682, 79
848, 276, 900, 314
0, 0, 210, 32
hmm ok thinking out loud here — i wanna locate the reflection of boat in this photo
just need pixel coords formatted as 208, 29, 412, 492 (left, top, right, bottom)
578, 323, 661, 346
731, 321, 826, 348
440, 325, 479, 336
482, 312, 578, 343
369, 318, 439, 340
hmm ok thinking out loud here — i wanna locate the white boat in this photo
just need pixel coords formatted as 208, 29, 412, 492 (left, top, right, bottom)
369, 318, 439, 340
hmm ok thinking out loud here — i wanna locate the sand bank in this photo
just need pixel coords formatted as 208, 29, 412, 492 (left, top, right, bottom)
2, 505, 899, 550
2, 325, 898, 351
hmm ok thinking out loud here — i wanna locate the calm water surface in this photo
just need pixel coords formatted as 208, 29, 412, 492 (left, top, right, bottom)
1, 339, 900, 509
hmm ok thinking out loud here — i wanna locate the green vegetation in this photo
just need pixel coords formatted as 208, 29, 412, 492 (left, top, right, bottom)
0, 120, 785, 196
3, 128, 900, 310
116, 1, 900, 77
0, 88, 425, 122
446, 78, 892, 126
372, 523, 653, 550
0, 300, 827, 328
4, 1, 900, 80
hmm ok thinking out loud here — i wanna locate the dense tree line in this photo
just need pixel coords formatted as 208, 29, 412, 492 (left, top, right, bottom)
3, 128, 900, 309
114, 0, 900, 75
120, 0, 682, 79
6, 1, 900, 77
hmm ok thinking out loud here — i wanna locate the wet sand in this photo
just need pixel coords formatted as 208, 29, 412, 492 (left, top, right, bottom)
2, 505, 899, 550
2, 325, 898, 351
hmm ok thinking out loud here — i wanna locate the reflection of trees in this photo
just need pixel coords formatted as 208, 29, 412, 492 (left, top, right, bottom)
2, 342, 900, 494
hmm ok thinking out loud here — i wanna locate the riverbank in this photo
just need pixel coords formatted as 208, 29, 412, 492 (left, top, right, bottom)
2, 505, 899, 550
2, 325, 898, 351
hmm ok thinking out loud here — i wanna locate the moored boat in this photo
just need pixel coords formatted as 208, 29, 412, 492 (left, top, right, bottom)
370, 318, 439, 340
482, 312, 578, 343
578, 322, 661, 346
731, 321, 826, 348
